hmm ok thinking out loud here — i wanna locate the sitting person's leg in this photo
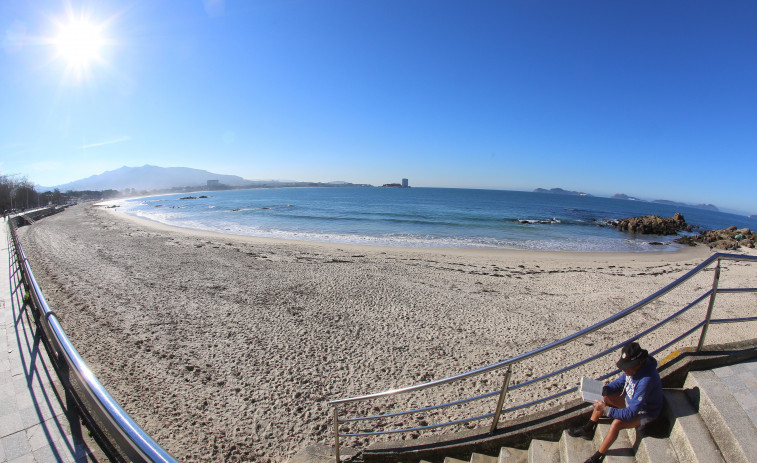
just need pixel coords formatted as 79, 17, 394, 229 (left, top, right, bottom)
569, 392, 625, 440
582, 416, 640, 462
598, 417, 641, 454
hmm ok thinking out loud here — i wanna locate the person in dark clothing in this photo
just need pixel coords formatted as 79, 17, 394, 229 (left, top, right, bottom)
568, 342, 663, 463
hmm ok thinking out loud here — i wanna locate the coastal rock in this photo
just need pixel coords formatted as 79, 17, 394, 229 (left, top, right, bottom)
611, 213, 692, 235
674, 226, 757, 250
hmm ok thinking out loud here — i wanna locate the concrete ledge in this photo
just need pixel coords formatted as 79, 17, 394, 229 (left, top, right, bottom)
289, 444, 359, 463
657, 338, 757, 388
10, 206, 65, 227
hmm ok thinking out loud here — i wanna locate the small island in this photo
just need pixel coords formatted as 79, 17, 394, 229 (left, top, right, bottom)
382, 178, 410, 188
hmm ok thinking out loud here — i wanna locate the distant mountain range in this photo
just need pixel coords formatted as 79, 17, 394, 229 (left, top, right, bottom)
39, 170, 731, 215
612, 193, 719, 212
535, 188, 720, 212
39, 165, 364, 192
42, 165, 251, 191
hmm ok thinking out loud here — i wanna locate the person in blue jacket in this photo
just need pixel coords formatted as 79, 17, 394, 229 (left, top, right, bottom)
568, 342, 663, 463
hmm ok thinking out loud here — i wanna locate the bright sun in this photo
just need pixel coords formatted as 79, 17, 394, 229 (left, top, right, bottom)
50, 12, 110, 83
54, 19, 104, 67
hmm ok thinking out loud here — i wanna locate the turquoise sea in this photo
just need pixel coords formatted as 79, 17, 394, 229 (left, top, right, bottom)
117, 188, 755, 252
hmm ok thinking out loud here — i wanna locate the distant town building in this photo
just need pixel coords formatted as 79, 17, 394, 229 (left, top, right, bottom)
207, 180, 220, 187
402, 178, 409, 188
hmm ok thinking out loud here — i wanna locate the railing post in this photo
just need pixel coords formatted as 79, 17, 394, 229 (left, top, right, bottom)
333, 407, 341, 463
697, 260, 721, 351
489, 366, 513, 434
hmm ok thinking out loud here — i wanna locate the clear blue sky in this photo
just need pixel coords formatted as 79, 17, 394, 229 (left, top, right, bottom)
2, 1, 756, 214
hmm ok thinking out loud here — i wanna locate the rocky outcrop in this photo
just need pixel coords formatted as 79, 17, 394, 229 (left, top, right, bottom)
675, 226, 756, 249
611, 213, 692, 235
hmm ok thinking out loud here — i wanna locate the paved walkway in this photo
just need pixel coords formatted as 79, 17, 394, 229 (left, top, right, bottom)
1, 221, 104, 463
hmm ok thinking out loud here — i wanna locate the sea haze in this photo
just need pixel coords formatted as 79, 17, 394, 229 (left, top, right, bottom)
117, 188, 754, 252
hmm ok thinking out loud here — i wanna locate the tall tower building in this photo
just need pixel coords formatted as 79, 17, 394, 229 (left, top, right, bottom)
402, 178, 409, 188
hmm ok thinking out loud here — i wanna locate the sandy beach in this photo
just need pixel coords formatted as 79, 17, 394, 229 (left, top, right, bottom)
17, 204, 757, 462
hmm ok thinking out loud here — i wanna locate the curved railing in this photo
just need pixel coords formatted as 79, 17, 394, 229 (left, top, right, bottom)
329, 252, 757, 461
7, 219, 176, 463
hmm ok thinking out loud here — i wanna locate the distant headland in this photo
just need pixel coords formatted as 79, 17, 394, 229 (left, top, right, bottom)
535, 187, 720, 213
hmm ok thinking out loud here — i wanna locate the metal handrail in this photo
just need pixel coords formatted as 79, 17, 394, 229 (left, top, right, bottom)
329, 252, 757, 461
332, 254, 719, 405
7, 220, 177, 463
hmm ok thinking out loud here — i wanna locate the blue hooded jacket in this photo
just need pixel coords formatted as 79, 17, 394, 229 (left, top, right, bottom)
602, 356, 663, 422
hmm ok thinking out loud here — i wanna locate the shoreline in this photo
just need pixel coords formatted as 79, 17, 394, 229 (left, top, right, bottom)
103, 203, 712, 264
17, 204, 755, 462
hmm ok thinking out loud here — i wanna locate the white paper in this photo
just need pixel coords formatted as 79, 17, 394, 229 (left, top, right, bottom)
579, 377, 604, 403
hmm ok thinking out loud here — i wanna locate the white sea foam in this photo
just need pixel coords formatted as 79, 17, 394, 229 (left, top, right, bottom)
117, 207, 679, 252
111, 189, 708, 253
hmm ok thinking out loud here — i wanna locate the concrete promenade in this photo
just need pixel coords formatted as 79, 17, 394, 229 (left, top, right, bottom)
1, 222, 105, 463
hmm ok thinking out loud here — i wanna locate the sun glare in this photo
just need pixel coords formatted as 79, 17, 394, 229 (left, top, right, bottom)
54, 20, 104, 67
54, 19, 104, 67
49, 11, 111, 83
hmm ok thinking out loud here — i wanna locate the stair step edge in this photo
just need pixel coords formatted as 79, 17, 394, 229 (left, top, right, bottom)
527, 439, 559, 463
625, 428, 679, 463
684, 370, 757, 463
663, 389, 724, 463
559, 430, 596, 463
594, 422, 635, 463
497, 446, 527, 463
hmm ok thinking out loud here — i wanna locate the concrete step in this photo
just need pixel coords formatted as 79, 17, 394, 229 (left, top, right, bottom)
625, 427, 679, 463
497, 447, 527, 463
527, 439, 558, 463
443, 457, 468, 463
443, 458, 468, 463
594, 422, 635, 463
470, 452, 499, 463
663, 389, 724, 463
559, 430, 596, 463
684, 369, 757, 463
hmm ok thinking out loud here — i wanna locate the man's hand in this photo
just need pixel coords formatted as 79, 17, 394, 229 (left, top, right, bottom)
592, 399, 606, 415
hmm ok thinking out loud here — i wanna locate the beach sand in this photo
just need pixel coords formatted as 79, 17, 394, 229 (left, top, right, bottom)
16, 204, 757, 462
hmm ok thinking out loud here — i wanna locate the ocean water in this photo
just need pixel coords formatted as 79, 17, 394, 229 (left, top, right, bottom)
116, 187, 755, 252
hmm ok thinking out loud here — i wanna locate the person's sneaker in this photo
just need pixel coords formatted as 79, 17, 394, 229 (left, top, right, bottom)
567, 424, 595, 440
584, 452, 605, 463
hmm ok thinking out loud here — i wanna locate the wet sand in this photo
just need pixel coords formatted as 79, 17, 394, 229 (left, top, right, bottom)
17, 204, 756, 462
